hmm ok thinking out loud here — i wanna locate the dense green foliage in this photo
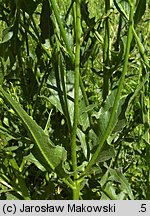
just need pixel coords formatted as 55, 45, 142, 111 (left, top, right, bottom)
0, 0, 149, 200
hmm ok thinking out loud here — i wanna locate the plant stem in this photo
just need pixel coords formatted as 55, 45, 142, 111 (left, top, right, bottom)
132, 27, 149, 68
62, 178, 75, 190
72, 1, 76, 44
23, 11, 29, 56
80, 1, 135, 178
50, 0, 89, 112
103, 0, 111, 101
50, 0, 74, 61
71, 0, 81, 200
55, 37, 72, 133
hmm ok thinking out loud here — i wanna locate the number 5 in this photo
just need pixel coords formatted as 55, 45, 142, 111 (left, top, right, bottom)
141, 204, 146, 212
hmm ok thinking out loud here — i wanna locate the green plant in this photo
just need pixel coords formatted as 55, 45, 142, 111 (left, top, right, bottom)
0, 0, 149, 200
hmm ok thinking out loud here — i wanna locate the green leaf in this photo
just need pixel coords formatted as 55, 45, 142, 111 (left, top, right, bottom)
78, 100, 94, 131
0, 87, 67, 176
0, 70, 4, 86
9, 157, 30, 199
93, 88, 119, 141
3, 146, 19, 152
40, 94, 74, 124
96, 145, 115, 163
93, 87, 130, 144
85, 0, 104, 22
109, 168, 134, 200
102, 181, 126, 200
6, 193, 20, 200
40, 0, 54, 43
24, 153, 46, 172
20, 0, 38, 15
114, 0, 129, 20
77, 128, 87, 158
1, 27, 13, 43
143, 131, 150, 145
134, 0, 146, 26
111, 38, 125, 67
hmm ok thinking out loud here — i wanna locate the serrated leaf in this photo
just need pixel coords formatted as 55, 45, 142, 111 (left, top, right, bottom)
109, 168, 134, 200
0, 87, 67, 176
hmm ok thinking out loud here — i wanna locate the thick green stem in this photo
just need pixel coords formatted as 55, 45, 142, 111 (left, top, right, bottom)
71, 0, 81, 200
80, 2, 135, 178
